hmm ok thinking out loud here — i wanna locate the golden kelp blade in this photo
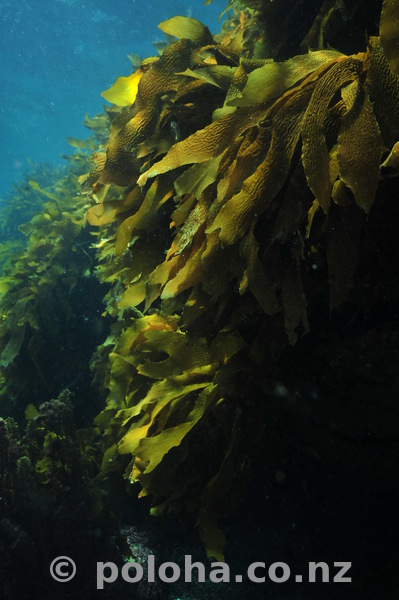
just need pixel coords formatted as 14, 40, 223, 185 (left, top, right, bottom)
365, 38, 399, 149
380, 0, 399, 74
101, 69, 143, 107
231, 50, 343, 107
137, 104, 266, 186
301, 57, 362, 213
158, 16, 214, 45
129, 387, 216, 474
84, 113, 110, 130
337, 81, 384, 213
381, 141, 399, 170
177, 65, 236, 90
28, 179, 59, 201
208, 84, 314, 247
66, 137, 97, 150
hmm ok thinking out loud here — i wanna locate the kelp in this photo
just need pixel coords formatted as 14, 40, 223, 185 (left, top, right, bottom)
221, 0, 383, 60
380, 0, 399, 74
0, 390, 127, 599
0, 183, 88, 394
0, 119, 108, 406
85, 1, 399, 560
0, 0, 396, 563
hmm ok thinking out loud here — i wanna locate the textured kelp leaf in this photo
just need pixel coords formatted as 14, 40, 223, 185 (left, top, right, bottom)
0, 326, 25, 367
136, 130, 175, 160
271, 162, 313, 244
381, 141, 399, 169
208, 83, 314, 246
118, 238, 167, 309
170, 195, 197, 228
136, 330, 210, 377
117, 314, 177, 355
105, 317, 182, 415
332, 179, 352, 207
302, 57, 363, 212
106, 353, 136, 408
380, 0, 399, 74
328, 144, 340, 189
100, 101, 160, 186
87, 185, 144, 228
145, 253, 187, 308
222, 63, 248, 108
231, 50, 343, 107
366, 38, 399, 148
217, 126, 270, 203
0, 277, 14, 295
208, 332, 246, 366
134, 39, 193, 108
80, 3, 399, 562
87, 201, 118, 227
176, 66, 236, 89
118, 326, 244, 491
134, 424, 195, 473
174, 157, 222, 199
28, 180, 58, 202
100, 42, 197, 184
133, 386, 216, 474
115, 179, 173, 255
66, 137, 97, 150
169, 199, 209, 257
101, 69, 143, 107
100, 444, 119, 475
163, 229, 231, 302
119, 381, 208, 456
337, 81, 384, 213
81, 151, 107, 191
162, 236, 208, 299
84, 113, 109, 130
158, 16, 214, 45
137, 105, 267, 186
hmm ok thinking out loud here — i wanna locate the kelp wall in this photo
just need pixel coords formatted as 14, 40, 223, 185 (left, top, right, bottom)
0, 0, 398, 574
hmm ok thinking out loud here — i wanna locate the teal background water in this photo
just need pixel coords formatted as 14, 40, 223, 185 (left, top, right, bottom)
0, 0, 223, 199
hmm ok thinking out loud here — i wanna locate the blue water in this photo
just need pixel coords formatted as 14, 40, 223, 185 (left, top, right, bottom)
0, 0, 224, 200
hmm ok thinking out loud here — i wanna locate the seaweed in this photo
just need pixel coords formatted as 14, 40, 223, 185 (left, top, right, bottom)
0, 390, 126, 599
82, 1, 399, 559
0, 120, 110, 416
0, 0, 398, 565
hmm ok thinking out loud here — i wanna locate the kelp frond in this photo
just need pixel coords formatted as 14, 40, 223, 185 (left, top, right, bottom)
84, 2, 399, 560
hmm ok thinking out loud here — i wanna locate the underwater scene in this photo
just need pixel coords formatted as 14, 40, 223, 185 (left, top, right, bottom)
0, 0, 398, 598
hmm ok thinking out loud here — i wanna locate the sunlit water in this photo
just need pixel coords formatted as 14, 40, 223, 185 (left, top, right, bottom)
0, 0, 223, 200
